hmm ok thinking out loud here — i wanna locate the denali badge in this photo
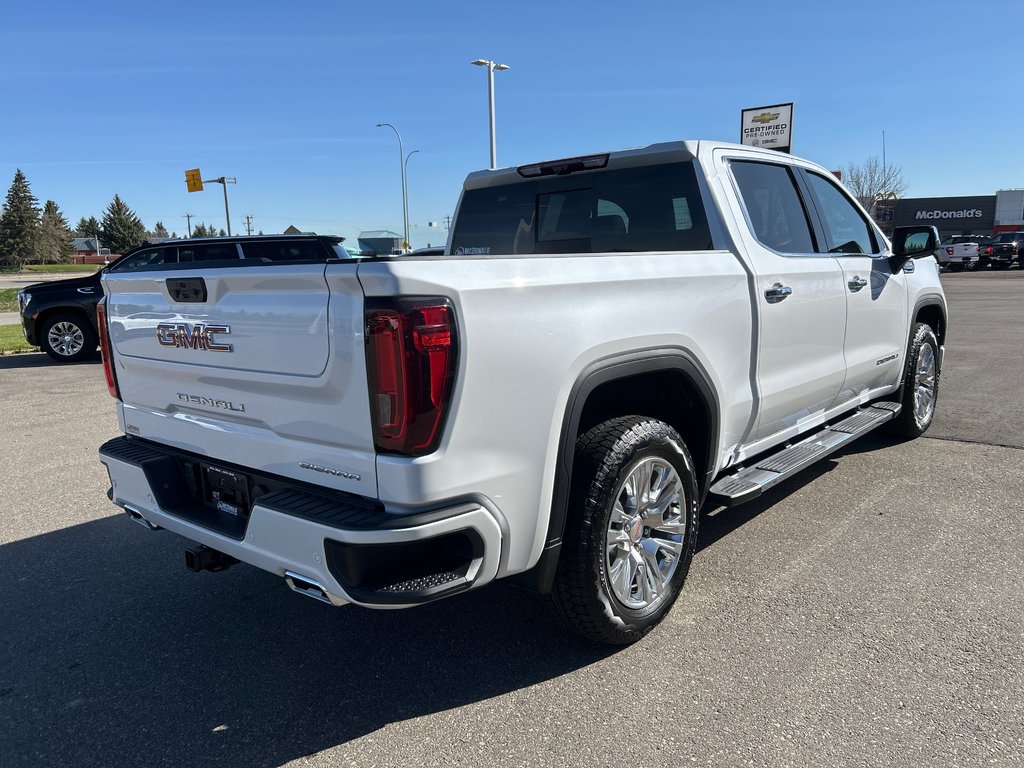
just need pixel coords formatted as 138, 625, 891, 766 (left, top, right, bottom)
177, 393, 245, 412
157, 323, 233, 352
299, 462, 361, 482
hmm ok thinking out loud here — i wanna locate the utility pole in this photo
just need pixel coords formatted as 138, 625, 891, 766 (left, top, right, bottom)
183, 213, 193, 238
243, 215, 254, 236
444, 215, 453, 231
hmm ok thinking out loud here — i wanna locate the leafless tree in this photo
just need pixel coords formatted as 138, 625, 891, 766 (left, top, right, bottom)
843, 156, 908, 210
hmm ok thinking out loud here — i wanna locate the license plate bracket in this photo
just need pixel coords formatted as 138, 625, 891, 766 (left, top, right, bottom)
202, 463, 251, 519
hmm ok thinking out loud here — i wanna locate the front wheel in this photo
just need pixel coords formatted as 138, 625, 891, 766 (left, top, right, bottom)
40, 312, 97, 363
890, 323, 940, 438
548, 416, 700, 645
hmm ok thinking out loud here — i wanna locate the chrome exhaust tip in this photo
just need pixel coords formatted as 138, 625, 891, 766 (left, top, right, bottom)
123, 504, 161, 531
284, 571, 346, 606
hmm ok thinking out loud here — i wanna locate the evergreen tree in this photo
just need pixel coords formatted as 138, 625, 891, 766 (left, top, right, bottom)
100, 194, 146, 255
149, 221, 169, 239
37, 200, 74, 263
217, 228, 227, 237
0, 169, 41, 269
73, 215, 102, 238
191, 222, 214, 237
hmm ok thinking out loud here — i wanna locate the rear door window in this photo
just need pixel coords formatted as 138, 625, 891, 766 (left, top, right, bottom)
730, 161, 816, 255
451, 162, 712, 255
240, 240, 329, 262
177, 243, 243, 264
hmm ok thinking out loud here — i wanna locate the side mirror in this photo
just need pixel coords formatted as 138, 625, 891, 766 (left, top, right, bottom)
891, 225, 939, 270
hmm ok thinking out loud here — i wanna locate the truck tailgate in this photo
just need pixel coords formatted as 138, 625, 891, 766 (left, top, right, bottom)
102, 262, 377, 496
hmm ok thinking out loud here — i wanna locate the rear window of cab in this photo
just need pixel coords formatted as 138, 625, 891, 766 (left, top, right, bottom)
450, 162, 712, 255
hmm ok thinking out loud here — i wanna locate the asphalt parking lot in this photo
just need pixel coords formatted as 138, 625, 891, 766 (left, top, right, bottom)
1, 270, 1022, 767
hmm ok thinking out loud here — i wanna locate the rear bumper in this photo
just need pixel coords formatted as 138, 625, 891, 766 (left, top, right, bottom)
99, 436, 503, 608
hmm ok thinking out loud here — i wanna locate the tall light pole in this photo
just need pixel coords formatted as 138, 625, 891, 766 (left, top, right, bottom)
376, 123, 409, 250
404, 149, 419, 249
471, 59, 510, 169
202, 176, 237, 235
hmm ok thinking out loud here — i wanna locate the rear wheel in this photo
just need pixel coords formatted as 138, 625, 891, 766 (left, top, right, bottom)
946, 263, 963, 272
890, 323, 939, 438
548, 416, 700, 645
40, 312, 97, 363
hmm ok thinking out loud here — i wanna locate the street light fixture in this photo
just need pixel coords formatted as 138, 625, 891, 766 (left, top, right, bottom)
376, 123, 409, 250
471, 59, 510, 169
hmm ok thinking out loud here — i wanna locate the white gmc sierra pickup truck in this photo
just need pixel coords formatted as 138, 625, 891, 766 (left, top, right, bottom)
98, 140, 946, 644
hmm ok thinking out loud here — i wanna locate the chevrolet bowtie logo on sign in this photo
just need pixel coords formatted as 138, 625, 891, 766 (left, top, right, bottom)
740, 102, 794, 153
157, 323, 233, 352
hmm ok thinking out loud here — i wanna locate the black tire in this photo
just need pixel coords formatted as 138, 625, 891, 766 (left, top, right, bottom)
890, 323, 939, 438
946, 263, 963, 272
548, 416, 700, 645
40, 312, 98, 363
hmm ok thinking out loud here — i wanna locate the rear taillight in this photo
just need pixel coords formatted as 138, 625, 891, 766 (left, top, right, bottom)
945, 247, 954, 255
365, 299, 458, 456
96, 299, 120, 400
985, 245, 992, 255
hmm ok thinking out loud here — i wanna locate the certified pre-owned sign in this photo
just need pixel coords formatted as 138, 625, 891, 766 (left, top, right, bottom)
741, 102, 794, 153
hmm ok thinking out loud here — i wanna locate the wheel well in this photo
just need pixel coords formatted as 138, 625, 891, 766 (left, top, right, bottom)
33, 307, 94, 336
915, 303, 945, 346
577, 370, 712, 490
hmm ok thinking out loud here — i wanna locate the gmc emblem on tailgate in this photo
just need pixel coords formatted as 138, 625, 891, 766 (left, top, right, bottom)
156, 323, 233, 352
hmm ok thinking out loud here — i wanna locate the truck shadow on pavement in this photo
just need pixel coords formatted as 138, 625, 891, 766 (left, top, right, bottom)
0, 515, 612, 768
0, 431, 909, 767
696, 430, 905, 552
0, 353, 100, 370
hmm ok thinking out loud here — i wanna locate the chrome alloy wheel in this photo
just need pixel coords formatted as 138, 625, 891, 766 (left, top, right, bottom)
48, 321, 85, 357
914, 342, 937, 425
605, 456, 687, 610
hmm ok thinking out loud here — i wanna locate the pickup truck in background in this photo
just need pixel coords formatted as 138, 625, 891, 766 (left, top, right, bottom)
984, 232, 1024, 269
937, 235, 982, 271
98, 140, 947, 645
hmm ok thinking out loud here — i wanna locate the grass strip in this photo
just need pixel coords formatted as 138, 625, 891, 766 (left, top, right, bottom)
0, 323, 34, 354
0, 288, 20, 312
23, 264, 100, 273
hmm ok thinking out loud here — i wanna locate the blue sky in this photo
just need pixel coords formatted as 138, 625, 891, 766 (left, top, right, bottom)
1, 0, 1021, 248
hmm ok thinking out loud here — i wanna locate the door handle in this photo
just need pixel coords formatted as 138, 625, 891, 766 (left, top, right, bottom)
764, 283, 792, 303
848, 276, 868, 292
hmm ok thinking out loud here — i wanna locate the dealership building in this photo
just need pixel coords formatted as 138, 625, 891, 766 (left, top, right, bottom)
881, 189, 1024, 240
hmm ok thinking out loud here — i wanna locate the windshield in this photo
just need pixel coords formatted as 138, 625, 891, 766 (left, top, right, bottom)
993, 233, 1023, 243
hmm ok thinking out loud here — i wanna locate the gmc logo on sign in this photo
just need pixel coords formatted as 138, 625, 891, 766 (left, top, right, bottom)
156, 323, 233, 352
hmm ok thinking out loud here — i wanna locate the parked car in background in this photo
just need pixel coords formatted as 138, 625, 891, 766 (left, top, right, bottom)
17, 234, 347, 362
985, 232, 1024, 269
937, 235, 981, 271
